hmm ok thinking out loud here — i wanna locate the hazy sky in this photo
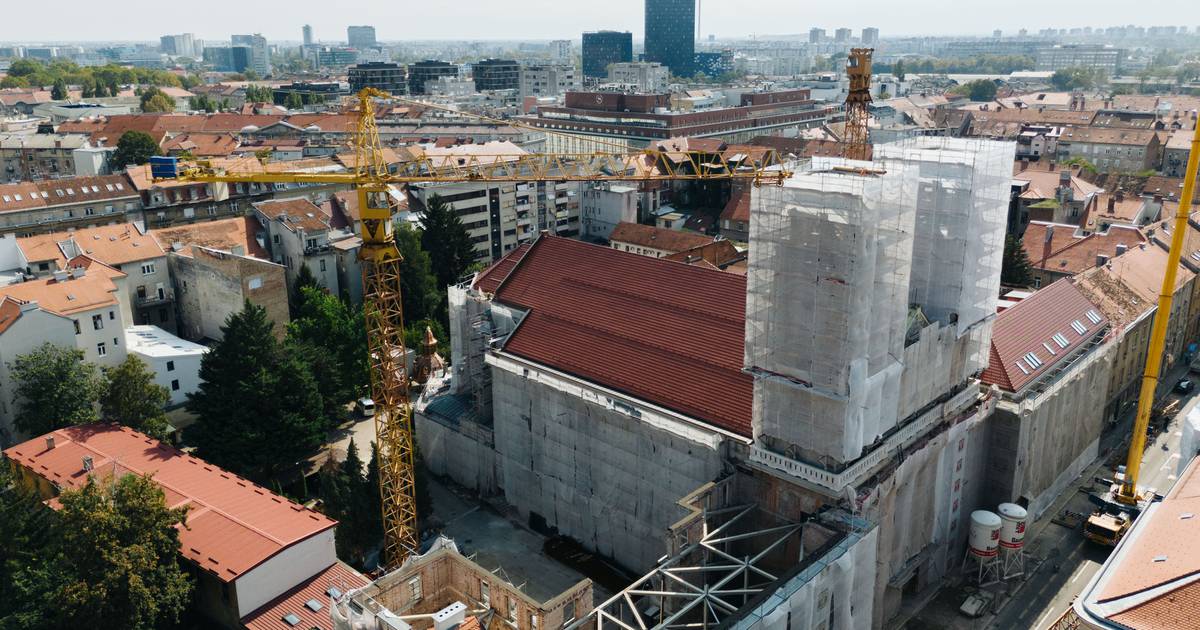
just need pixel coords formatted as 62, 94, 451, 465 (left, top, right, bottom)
2, 0, 1198, 42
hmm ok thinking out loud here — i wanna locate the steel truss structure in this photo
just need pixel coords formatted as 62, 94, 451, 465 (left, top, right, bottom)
569, 505, 803, 630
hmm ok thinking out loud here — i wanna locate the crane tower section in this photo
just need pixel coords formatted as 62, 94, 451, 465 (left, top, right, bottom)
844, 48, 874, 161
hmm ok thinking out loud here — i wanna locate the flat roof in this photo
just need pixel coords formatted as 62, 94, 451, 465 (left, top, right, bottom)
125, 324, 208, 358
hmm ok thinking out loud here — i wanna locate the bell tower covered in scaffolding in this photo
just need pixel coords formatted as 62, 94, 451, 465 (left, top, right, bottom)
844, 48, 873, 161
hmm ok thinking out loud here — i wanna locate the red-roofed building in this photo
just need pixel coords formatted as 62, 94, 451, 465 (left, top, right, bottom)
608, 222, 715, 259
1076, 454, 1200, 629
426, 235, 751, 571
3, 424, 364, 629
982, 279, 1112, 516
1023, 221, 1146, 287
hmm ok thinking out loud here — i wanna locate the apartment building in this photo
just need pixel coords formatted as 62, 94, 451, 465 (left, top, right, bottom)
1055, 126, 1162, 173
1035, 44, 1124, 73
18, 223, 175, 332
125, 325, 206, 406
0, 174, 142, 237
579, 183, 639, 242
253, 197, 359, 296
0, 134, 93, 183
606, 62, 670, 92
518, 64, 580, 99
407, 142, 579, 264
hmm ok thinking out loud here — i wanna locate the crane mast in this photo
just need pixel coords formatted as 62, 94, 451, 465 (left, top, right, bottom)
843, 48, 873, 162
158, 89, 793, 569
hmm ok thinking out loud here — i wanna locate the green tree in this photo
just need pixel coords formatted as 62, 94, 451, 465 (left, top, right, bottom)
291, 263, 321, 315
320, 439, 375, 566
187, 301, 326, 483
244, 84, 274, 103
395, 222, 440, 324
1001, 235, 1035, 287
287, 287, 368, 425
9, 343, 101, 437
1, 470, 193, 629
100, 355, 170, 440
110, 130, 161, 170
964, 79, 997, 102
1051, 66, 1104, 91
893, 59, 906, 82
1062, 156, 1098, 176
50, 79, 67, 101
140, 86, 175, 113
285, 91, 304, 110
418, 194, 477, 292
46, 475, 192, 629
80, 81, 94, 98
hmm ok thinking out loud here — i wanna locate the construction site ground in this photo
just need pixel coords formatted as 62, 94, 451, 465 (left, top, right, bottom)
426, 476, 618, 605
904, 363, 1195, 630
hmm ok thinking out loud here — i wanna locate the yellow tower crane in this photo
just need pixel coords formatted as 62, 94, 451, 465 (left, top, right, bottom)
1084, 122, 1200, 546
155, 89, 792, 569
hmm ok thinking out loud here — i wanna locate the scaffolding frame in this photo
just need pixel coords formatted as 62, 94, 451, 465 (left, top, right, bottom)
568, 505, 805, 630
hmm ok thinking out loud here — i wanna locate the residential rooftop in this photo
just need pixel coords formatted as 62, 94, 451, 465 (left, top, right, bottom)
2, 424, 337, 583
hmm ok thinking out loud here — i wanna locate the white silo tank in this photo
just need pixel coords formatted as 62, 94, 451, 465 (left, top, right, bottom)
968, 510, 1002, 557
998, 503, 1028, 550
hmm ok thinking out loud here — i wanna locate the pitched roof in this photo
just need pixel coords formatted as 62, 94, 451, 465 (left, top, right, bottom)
161, 132, 241, 157
241, 561, 368, 630
474, 242, 532, 294
981, 279, 1106, 392
1058, 125, 1160, 147
1014, 169, 1100, 201
479, 236, 752, 437
0, 174, 136, 213
720, 187, 750, 223
19, 223, 163, 266
608, 222, 715, 253
254, 198, 331, 233
1078, 456, 1200, 629
0, 260, 123, 316
150, 216, 269, 259
2, 424, 337, 583
663, 240, 745, 270
1023, 221, 1146, 275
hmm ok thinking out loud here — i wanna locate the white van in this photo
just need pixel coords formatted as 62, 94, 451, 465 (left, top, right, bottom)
356, 397, 376, 418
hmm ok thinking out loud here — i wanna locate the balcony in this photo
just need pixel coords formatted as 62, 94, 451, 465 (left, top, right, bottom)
136, 288, 175, 307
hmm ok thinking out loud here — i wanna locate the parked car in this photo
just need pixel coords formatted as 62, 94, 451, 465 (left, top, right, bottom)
356, 397, 376, 417
1175, 378, 1194, 395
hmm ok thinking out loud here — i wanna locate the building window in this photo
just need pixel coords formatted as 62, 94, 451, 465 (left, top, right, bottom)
113, 337, 118, 346
508, 596, 518, 624
73, 319, 80, 335
166, 360, 175, 371
37, 262, 49, 272
171, 379, 179, 391
530, 614, 538, 630
480, 581, 490, 607
319, 259, 326, 272
141, 263, 155, 275
561, 601, 575, 626
92, 314, 103, 330
85, 207, 95, 216
108, 310, 114, 320
408, 576, 422, 601
96, 342, 106, 357
273, 234, 280, 244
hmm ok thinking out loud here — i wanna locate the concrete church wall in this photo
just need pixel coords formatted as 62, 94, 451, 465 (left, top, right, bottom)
489, 367, 729, 573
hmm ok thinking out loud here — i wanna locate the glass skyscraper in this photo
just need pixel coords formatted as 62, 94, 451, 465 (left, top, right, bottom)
582, 31, 634, 78
644, 0, 695, 77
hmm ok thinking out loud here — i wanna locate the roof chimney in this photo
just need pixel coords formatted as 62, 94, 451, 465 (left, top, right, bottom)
52, 270, 69, 282
70, 267, 85, 279
1045, 225, 1055, 242
82, 455, 93, 472
45, 436, 55, 450
1059, 170, 1071, 185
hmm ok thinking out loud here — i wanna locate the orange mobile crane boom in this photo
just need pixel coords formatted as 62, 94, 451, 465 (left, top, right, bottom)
157, 89, 792, 569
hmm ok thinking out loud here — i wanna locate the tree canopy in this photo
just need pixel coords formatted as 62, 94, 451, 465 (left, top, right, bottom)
139, 86, 175, 113
1051, 66, 1106, 91
958, 79, 998, 102
286, 287, 368, 425
110, 131, 161, 170
1001, 235, 1035, 287
9, 343, 101, 437
418, 193, 478, 293
187, 301, 326, 484
396, 222, 441, 324
244, 84, 274, 103
100, 355, 171, 441
0, 472, 193, 629
0, 58, 181, 91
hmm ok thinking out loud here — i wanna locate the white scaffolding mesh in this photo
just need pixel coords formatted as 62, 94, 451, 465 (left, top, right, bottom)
747, 138, 1014, 468
873, 137, 1014, 338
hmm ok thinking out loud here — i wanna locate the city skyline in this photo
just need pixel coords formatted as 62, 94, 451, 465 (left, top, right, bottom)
1, 0, 1196, 43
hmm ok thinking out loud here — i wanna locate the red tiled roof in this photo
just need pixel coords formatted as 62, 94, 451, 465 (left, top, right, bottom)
720, 187, 750, 223
482, 236, 752, 437
2, 424, 337, 582
475, 243, 532, 294
151, 216, 269, 259
1023, 221, 1146, 275
242, 561, 368, 630
980, 279, 1106, 392
609, 222, 715, 253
